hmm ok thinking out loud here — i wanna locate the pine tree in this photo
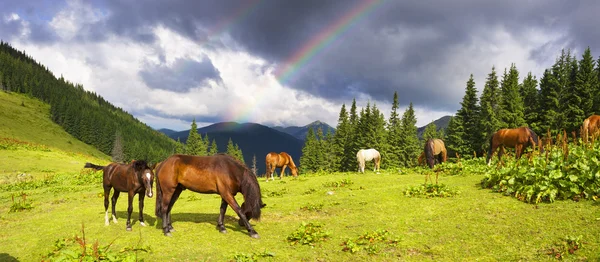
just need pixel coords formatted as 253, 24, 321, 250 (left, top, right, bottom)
175, 138, 184, 154
457, 74, 480, 155
478, 67, 502, 153
332, 104, 350, 171
111, 130, 124, 163
521, 72, 540, 134
251, 154, 258, 177
371, 103, 387, 162
575, 47, 598, 117
386, 92, 402, 169
209, 139, 218, 155
300, 127, 317, 173
422, 122, 439, 140
445, 116, 465, 158
342, 99, 359, 171
499, 64, 525, 128
186, 119, 202, 155
234, 144, 245, 164
595, 56, 600, 112
398, 103, 420, 167
562, 57, 584, 133
226, 138, 244, 163
540, 50, 571, 136
315, 127, 326, 172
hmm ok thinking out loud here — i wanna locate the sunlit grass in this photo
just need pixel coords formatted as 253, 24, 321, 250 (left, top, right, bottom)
0, 169, 598, 261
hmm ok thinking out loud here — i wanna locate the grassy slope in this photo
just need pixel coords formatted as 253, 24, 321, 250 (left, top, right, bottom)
0, 169, 598, 261
0, 91, 110, 178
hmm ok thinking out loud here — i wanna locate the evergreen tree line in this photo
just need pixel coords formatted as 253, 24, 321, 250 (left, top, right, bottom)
0, 41, 177, 163
300, 93, 444, 173
446, 48, 600, 158
173, 119, 245, 163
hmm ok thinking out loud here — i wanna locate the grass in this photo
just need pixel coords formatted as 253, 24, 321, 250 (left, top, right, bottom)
1, 170, 599, 261
0, 91, 109, 179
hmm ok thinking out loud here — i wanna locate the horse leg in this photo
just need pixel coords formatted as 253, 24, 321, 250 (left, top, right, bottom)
217, 199, 228, 233
103, 186, 111, 226
515, 144, 523, 160
111, 191, 120, 224
487, 145, 498, 166
221, 194, 259, 238
126, 192, 135, 231
280, 165, 287, 179
165, 187, 183, 235
138, 193, 146, 227
497, 147, 505, 166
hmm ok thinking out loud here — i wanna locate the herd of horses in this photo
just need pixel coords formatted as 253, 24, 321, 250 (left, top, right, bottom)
82, 115, 600, 238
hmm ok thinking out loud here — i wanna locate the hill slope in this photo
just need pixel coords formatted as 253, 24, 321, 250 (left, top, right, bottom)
417, 115, 452, 138
0, 91, 110, 178
169, 122, 304, 175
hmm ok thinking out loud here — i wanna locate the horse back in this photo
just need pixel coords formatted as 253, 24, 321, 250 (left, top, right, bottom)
104, 163, 135, 192
159, 154, 240, 194
432, 139, 446, 155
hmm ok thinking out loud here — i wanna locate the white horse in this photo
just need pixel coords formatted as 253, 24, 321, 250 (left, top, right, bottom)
356, 149, 381, 173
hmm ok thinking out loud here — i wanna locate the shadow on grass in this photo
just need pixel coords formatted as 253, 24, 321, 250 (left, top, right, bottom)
153, 212, 250, 234
113, 211, 158, 226
0, 253, 18, 262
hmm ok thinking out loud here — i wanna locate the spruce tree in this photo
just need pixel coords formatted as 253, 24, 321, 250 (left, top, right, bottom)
478, 67, 502, 153
111, 130, 125, 163
445, 116, 465, 158
175, 138, 184, 154
332, 104, 350, 171
371, 103, 387, 163
595, 56, 600, 112
575, 47, 597, 117
343, 99, 359, 171
521, 72, 540, 134
562, 58, 584, 133
226, 138, 244, 163
209, 139, 218, 155
422, 122, 439, 140
398, 103, 420, 167
540, 50, 571, 135
456, 74, 480, 155
300, 127, 317, 173
186, 119, 202, 155
386, 92, 402, 169
499, 64, 525, 128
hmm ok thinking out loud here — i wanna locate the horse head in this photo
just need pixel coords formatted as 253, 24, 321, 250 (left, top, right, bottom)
133, 160, 154, 198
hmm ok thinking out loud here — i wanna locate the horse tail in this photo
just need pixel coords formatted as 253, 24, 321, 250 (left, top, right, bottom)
424, 139, 435, 169
485, 135, 494, 164
583, 118, 590, 143
240, 165, 262, 221
527, 127, 542, 153
155, 162, 164, 217
84, 162, 104, 170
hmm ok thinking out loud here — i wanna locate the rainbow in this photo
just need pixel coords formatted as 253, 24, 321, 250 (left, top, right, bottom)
274, 0, 383, 84
226, 0, 384, 124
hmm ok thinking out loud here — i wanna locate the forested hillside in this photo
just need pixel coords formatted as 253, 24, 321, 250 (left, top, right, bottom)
0, 41, 176, 162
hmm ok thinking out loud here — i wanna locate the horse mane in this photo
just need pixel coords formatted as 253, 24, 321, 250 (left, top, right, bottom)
220, 154, 263, 220
526, 127, 543, 153
132, 159, 149, 172
424, 139, 435, 168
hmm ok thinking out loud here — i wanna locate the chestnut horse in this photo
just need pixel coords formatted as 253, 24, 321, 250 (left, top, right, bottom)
84, 160, 154, 231
356, 148, 381, 173
265, 152, 298, 181
582, 115, 600, 143
423, 139, 447, 184
155, 154, 264, 238
486, 127, 542, 166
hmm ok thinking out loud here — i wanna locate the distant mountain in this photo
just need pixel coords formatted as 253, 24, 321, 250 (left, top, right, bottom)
417, 115, 452, 138
273, 121, 336, 140
157, 128, 179, 137
167, 122, 304, 176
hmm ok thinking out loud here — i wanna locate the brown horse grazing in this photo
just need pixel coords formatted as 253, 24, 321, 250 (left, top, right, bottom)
155, 154, 264, 238
486, 127, 542, 166
265, 152, 298, 181
582, 115, 600, 143
84, 160, 154, 231
424, 139, 447, 184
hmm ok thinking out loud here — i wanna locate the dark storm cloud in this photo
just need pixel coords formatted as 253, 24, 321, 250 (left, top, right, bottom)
5, 0, 600, 112
139, 57, 221, 93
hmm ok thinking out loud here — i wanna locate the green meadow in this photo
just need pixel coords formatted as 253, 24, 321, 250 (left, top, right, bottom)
1, 91, 599, 261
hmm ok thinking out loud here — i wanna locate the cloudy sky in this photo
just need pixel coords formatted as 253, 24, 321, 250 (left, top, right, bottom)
2, 0, 599, 131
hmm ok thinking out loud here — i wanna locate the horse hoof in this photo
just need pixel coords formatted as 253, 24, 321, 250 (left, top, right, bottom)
140, 222, 147, 227
250, 233, 260, 239
126, 227, 132, 231
219, 229, 227, 234
164, 232, 172, 237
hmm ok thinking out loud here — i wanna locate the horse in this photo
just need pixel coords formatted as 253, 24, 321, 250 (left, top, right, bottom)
83, 160, 154, 231
155, 154, 265, 238
486, 127, 542, 166
356, 148, 381, 173
424, 138, 447, 184
582, 115, 600, 143
265, 152, 298, 181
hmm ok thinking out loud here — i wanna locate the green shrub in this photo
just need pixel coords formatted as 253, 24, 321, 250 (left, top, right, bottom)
341, 229, 399, 255
404, 184, 459, 198
286, 222, 330, 246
